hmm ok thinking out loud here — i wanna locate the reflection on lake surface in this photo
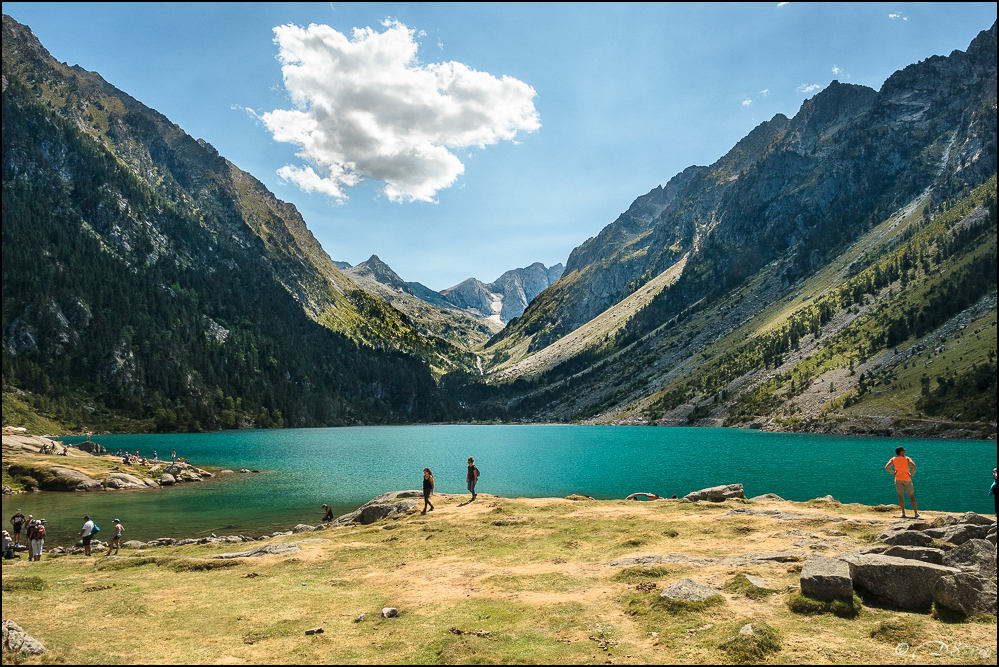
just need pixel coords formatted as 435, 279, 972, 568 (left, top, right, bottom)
3, 425, 994, 545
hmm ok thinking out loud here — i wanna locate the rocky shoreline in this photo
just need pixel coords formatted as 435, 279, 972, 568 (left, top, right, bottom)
2, 435, 263, 495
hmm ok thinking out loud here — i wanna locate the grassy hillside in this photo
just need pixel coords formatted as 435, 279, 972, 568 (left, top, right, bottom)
453, 179, 997, 439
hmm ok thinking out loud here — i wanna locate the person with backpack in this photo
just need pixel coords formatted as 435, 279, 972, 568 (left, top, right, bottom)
466, 457, 480, 502
28, 519, 46, 561
80, 515, 97, 556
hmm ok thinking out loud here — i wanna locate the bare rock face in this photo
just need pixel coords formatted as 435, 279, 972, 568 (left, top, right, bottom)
876, 527, 934, 547
49, 466, 102, 491
925, 523, 992, 546
660, 578, 720, 603
837, 553, 960, 610
799, 556, 853, 601
941, 539, 997, 580
683, 484, 744, 502
212, 543, 302, 559
107, 472, 147, 489
332, 491, 419, 526
932, 572, 998, 617
930, 512, 996, 528
2, 620, 47, 655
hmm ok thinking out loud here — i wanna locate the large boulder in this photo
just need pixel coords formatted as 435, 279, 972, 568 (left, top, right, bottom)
882, 546, 945, 564
683, 484, 744, 502
941, 539, 997, 579
76, 441, 106, 454
924, 523, 991, 546
932, 572, 997, 617
930, 512, 995, 528
158, 474, 176, 486
660, 578, 720, 603
837, 553, 960, 610
107, 472, 146, 489
800, 556, 853, 601
876, 528, 934, 547
1, 620, 47, 655
49, 466, 102, 491
332, 491, 419, 525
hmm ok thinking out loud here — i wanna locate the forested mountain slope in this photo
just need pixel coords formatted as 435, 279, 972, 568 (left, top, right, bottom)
488, 23, 997, 364
2, 14, 458, 431
452, 22, 997, 438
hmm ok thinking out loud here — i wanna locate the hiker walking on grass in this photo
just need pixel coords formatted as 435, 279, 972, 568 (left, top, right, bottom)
885, 446, 919, 518
467, 457, 480, 501
106, 519, 123, 556
422, 468, 435, 514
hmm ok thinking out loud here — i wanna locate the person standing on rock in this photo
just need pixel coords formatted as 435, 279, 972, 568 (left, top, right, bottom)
9, 509, 25, 548
106, 519, 123, 556
80, 515, 96, 556
991, 466, 997, 516
885, 446, 919, 519
422, 468, 435, 514
171, 449, 176, 463
466, 457, 479, 502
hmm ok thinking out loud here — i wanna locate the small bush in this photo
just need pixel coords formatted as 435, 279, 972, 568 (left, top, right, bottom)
662, 528, 679, 538
2, 575, 46, 592
624, 591, 725, 617
164, 558, 242, 572
870, 504, 898, 513
565, 494, 592, 501
719, 621, 783, 664
786, 590, 863, 618
868, 617, 923, 644
95, 556, 160, 571
611, 565, 671, 583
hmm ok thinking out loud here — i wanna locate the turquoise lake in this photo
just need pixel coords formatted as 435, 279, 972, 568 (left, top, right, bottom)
3, 425, 995, 546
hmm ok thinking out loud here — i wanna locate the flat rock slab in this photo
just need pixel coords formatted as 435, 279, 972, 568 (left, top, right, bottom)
661, 578, 720, 602
720, 551, 807, 565
838, 553, 960, 610
725, 508, 835, 522
684, 483, 744, 502
609, 554, 720, 567
883, 546, 945, 564
800, 556, 853, 601
930, 512, 996, 528
50, 466, 102, 490
749, 493, 785, 502
932, 572, 997, 617
925, 523, 992, 546
2, 620, 47, 655
213, 543, 301, 559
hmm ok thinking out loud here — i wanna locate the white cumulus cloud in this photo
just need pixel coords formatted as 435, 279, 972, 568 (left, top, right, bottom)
742, 98, 753, 106
796, 83, 822, 94
260, 20, 540, 203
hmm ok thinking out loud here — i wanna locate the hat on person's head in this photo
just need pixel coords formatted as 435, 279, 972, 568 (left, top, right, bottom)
39, 519, 46, 524
15, 509, 21, 513
113, 519, 120, 523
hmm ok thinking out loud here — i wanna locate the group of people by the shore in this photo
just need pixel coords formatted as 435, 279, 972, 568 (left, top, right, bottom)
3, 510, 46, 561
6, 448, 993, 563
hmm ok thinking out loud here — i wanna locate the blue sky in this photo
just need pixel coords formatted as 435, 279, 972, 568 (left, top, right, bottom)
4, 3, 996, 290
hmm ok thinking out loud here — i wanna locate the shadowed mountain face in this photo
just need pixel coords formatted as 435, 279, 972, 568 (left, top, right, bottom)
2, 14, 459, 429
493, 23, 997, 355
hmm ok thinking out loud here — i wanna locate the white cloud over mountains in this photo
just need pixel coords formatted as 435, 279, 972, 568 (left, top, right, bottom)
260, 20, 540, 203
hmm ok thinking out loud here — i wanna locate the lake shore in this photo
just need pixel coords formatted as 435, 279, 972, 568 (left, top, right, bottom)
2, 435, 228, 496
2, 491, 995, 665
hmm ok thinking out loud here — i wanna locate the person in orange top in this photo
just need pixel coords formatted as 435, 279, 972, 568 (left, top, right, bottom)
885, 446, 919, 518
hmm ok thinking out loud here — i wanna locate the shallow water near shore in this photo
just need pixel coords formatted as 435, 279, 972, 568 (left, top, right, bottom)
3, 425, 995, 545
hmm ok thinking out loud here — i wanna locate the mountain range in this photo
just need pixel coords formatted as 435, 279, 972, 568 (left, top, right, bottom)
2, 14, 996, 437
